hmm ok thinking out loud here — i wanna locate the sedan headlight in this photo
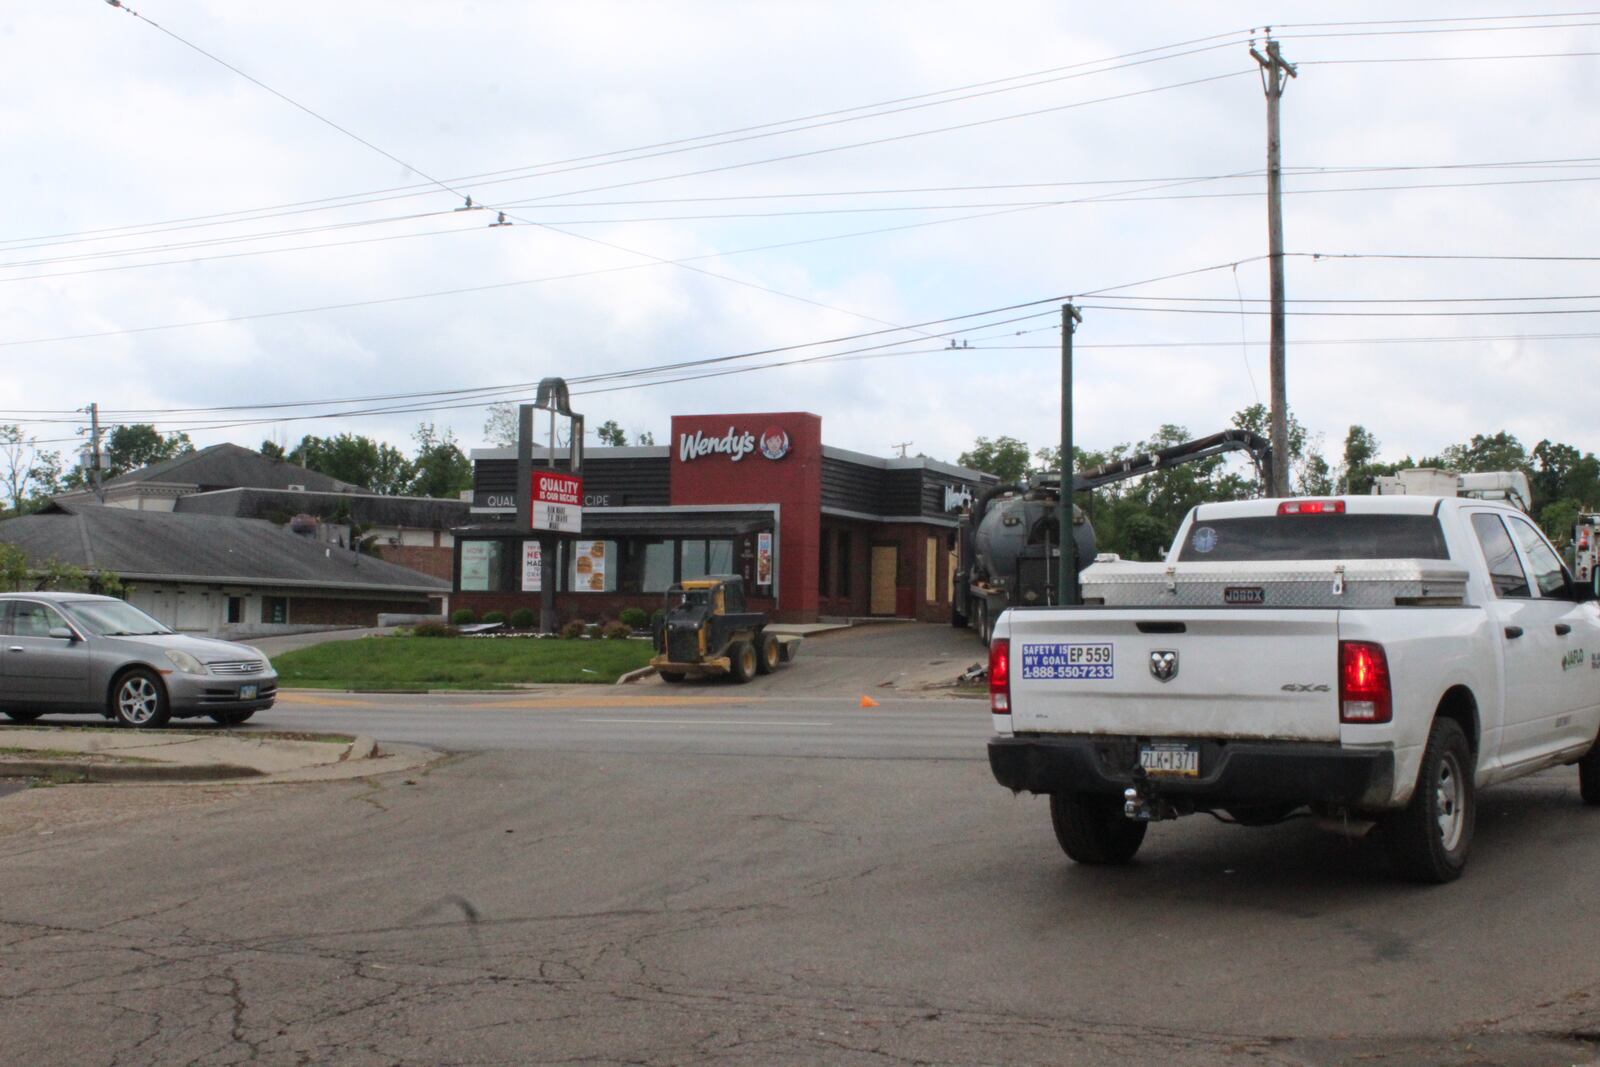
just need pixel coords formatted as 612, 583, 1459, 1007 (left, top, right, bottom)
163, 649, 206, 674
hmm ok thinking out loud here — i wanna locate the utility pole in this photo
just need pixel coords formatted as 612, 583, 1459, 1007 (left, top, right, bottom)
1252, 34, 1296, 497
891, 441, 913, 458
1055, 302, 1083, 607
86, 402, 106, 504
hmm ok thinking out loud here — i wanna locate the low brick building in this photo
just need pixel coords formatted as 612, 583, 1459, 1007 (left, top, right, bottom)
0, 503, 448, 635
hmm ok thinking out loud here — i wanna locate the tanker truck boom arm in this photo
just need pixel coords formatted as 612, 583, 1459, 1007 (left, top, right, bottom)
952, 430, 1271, 641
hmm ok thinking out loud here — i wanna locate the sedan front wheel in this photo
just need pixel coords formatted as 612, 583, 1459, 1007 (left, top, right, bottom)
111, 669, 171, 728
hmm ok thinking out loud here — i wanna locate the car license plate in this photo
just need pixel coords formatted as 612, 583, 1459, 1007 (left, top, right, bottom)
239, 685, 258, 700
1139, 742, 1199, 777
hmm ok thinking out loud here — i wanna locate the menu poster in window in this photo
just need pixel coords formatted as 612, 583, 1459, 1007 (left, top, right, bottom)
756, 532, 773, 587
521, 541, 542, 592
574, 540, 608, 591
461, 541, 492, 591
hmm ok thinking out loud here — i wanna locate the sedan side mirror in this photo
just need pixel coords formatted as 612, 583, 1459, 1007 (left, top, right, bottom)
47, 626, 78, 642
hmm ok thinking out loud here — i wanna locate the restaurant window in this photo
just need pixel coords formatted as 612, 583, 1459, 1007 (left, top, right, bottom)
226, 596, 243, 624
838, 531, 853, 598
460, 540, 506, 592
569, 539, 618, 592
618, 539, 674, 594
682, 539, 735, 581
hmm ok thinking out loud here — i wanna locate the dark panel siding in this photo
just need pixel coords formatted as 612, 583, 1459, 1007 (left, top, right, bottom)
473, 457, 670, 508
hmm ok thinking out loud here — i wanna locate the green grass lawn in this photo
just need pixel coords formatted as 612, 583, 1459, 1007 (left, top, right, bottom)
270, 636, 656, 690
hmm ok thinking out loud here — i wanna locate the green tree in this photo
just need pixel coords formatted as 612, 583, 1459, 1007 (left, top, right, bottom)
959, 435, 1033, 485
596, 420, 628, 447
636, 430, 656, 446
1, 425, 65, 514
259, 439, 286, 461
1436, 431, 1528, 475
1341, 425, 1382, 493
408, 424, 473, 499
289, 434, 414, 494
104, 424, 194, 477
0, 542, 26, 590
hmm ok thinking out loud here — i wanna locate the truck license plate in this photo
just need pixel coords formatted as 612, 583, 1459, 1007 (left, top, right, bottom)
1139, 742, 1199, 777
239, 685, 257, 700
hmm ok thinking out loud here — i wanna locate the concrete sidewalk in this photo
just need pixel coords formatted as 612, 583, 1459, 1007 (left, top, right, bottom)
0, 726, 433, 784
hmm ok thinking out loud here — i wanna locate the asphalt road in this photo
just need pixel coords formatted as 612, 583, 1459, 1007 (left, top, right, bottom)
4, 687, 1599, 1066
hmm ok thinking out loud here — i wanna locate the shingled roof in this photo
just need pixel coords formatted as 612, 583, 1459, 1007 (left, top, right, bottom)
0, 505, 447, 593
100, 442, 363, 494
174, 487, 469, 529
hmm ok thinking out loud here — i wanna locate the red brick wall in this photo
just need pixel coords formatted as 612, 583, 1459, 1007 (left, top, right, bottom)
375, 545, 453, 581
452, 591, 776, 626
670, 412, 822, 621
291, 596, 435, 625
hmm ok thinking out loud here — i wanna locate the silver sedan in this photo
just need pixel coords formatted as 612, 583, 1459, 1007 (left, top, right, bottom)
0, 592, 277, 728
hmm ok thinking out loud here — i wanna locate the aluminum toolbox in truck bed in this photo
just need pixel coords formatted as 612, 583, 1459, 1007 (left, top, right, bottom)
1079, 559, 1468, 609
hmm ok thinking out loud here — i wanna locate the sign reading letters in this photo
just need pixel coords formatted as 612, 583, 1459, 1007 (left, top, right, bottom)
531, 472, 583, 533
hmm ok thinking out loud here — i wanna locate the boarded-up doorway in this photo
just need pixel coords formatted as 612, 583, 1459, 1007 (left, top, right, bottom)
870, 544, 898, 615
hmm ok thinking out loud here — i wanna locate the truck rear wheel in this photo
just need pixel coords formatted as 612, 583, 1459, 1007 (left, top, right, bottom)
729, 641, 758, 683
1050, 793, 1147, 865
1579, 738, 1600, 806
1381, 717, 1474, 883
974, 601, 989, 645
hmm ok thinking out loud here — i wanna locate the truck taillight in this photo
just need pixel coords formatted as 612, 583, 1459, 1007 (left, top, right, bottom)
1339, 641, 1391, 724
1279, 500, 1345, 515
989, 638, 1011, 713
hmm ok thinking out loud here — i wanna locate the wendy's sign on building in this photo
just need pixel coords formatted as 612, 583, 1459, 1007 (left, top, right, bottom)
677, 424, 791, 462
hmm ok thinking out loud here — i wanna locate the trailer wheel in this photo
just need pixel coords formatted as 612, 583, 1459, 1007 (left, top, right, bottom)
1050, 793, 1146, 865
729, 641, 758, 683
756, 632, 781, 675
974, 601, 989, 645
1381, 716, 1474, 883
658, 670, 686, 684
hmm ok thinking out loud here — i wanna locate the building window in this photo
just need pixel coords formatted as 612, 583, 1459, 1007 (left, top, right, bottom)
617, 537, 675, 598
819, 531, 832, 597
460, 540, 505, 591
261, 597, 288, 624
681, 539, 734, 581
226, 596, 243, 624
570, 540, 617, 592
838, 531, 853, 598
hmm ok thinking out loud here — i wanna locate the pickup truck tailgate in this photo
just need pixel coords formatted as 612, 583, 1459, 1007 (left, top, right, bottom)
1005, 609, 1342, 741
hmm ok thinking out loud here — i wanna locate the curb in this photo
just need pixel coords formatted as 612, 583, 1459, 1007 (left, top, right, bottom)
616, 666, 657, 686
0, 759, 265, 783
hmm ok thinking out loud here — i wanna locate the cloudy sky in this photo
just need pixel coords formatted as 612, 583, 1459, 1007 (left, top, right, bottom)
5, 3, 1599, 475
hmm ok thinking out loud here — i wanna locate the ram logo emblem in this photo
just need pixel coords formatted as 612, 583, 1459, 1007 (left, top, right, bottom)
1149, 650, 1179, 682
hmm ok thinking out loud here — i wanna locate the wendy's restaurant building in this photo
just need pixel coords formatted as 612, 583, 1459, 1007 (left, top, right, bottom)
450, 412, 995, 624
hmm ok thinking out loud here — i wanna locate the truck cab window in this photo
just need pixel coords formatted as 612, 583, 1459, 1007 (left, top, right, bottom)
1470, 513, 1531, 598
1505, 515, 1575, 599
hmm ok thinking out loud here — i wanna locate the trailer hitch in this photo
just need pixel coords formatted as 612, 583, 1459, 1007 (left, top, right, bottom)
1123, 768, 1182, 822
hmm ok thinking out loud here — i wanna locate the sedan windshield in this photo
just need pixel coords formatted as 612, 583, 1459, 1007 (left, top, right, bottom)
62, 599, 171, 636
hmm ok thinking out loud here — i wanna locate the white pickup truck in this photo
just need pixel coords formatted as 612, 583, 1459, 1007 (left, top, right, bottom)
987, 494, 1600, 883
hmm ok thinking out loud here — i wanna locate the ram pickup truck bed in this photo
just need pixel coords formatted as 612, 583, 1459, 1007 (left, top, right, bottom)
988, 495, 1600, 883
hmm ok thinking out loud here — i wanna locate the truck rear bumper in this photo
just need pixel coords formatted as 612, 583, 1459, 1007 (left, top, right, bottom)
989, 735, 1396, 809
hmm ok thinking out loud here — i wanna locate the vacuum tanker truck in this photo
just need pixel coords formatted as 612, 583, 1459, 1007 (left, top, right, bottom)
951, 429, 1270, 642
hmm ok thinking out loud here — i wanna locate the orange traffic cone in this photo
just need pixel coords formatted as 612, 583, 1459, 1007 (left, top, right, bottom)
859, 695, 880, 708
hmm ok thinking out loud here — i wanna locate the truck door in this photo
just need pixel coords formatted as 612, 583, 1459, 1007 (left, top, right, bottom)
1503, 513, 1600, 754
1467, 512, 1580, 769
2, 600, 90, 707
